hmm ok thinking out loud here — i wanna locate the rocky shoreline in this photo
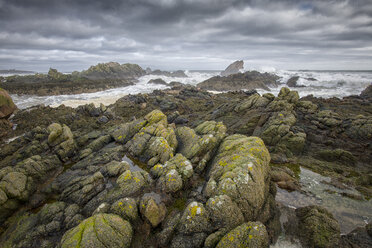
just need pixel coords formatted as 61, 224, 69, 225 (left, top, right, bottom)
0, 83, 371, 247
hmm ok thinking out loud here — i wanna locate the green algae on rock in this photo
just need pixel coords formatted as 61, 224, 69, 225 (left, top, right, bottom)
296, 205, 341, 248
61, 213, 133, 248
205, 134, 271, 220
216, 221, 269, 248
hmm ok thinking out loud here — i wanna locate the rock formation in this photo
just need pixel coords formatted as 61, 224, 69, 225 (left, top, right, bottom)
0, 84, 371, 248
221, 60, 244, 76
197, 70, 279, 91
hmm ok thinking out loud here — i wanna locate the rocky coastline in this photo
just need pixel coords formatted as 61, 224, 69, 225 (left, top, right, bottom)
0, 81, 371, 247
0, 62, 189, 96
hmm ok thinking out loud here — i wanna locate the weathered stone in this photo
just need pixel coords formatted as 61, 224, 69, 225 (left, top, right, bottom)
111, 198, 138, 222
205, 134, 270, 220
140, 197, 167, 227
116, 170, 147, 195
296, 205, 341, 248
216, 222, 269, 248
60, 213, 133, 248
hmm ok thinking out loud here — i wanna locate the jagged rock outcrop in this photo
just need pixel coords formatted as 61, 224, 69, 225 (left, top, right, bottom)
198, 70, 279, 91
221, 60, 244, 76
1, 86, 371, 248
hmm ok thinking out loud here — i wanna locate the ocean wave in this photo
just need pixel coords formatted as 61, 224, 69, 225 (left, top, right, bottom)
9, 70, 372, 109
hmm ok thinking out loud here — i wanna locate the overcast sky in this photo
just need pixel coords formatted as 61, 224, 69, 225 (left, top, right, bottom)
0, 0, 372, 71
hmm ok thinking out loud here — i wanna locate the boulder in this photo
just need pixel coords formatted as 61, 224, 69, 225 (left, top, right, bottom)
221, 60, 244, 76
116, 170, 148, 196
0, 88, 17, 119
175, 121, 226, 172
205, 134, 271, 221
60, 213, 133, 248
110, 198, 139, 222
47, 123, 76, 161
177, 201, 211, 234
140, 196, 167, 227
216, 222, 269, 248
151, 153, 193, 193
296, 205, 341, 248
124, 110, 178, 167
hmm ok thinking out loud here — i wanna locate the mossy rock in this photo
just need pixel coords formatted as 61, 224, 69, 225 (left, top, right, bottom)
116, 170, 147, 196
61, 213, 133, 248
206, 134, 270, 220
296, 205, 340, 248
216, 221, 269, 248
316, 149, 356, 165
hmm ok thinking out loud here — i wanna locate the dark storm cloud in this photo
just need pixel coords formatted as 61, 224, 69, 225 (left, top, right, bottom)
0, 0, 371, 71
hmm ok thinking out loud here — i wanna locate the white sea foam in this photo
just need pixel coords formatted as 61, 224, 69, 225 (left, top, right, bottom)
9, 70, 372, 109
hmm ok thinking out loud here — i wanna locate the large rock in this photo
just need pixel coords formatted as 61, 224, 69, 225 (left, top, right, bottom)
151, 153, 193, 193
122, 110, 178, 167
175, 121, 226, 172
221, 60, 244, 76
198, 70, 279, 91
47, 123, 76, 161
0, 88, 17, 119
61, 213, 133, 248
296, 205, 341, 248
205, 134, 271, 221
140, 196, 167, 227
216, 222, 269, 248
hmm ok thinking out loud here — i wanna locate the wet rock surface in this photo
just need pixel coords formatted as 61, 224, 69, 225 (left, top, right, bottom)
197, 70, 280, 91
0, 85, 371, 247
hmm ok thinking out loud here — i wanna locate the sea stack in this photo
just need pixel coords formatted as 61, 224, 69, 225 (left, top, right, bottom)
221, 60, 244, 76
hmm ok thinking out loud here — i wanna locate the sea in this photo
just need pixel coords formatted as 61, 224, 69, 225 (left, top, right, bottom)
3, 69, 372, 109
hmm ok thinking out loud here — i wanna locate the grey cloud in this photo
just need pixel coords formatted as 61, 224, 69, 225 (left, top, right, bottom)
0, 0, 371, 71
